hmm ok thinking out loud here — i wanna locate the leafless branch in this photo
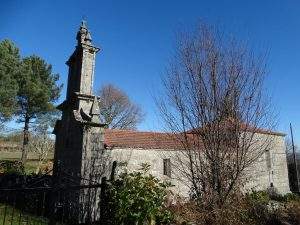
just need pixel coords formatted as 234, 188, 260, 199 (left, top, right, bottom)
157, 22, 276, 208
98, 84, 144, 130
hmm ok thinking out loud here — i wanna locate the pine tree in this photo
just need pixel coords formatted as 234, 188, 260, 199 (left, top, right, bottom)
0, 40, 20, 122
15, 56, 62, 164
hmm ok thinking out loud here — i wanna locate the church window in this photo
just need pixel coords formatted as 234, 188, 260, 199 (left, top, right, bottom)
163, 158, 171, 177
266, 150, 272, 170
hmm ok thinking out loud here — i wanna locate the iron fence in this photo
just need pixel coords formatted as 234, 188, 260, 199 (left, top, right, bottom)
0, 182, 108, 224
0, 161, 117, 225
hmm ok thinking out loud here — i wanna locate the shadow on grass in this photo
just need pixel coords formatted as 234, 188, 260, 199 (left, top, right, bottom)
0, 203, 49, 225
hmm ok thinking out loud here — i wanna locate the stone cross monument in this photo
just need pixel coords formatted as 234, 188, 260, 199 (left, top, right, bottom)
53, 20, 106, 187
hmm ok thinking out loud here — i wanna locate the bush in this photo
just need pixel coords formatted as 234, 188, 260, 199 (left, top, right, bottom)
108, 163, 174, 225
283, 193, 300, 202
168, 190, 300, 225
0, 160, 24, 175
247, 190, 270, 205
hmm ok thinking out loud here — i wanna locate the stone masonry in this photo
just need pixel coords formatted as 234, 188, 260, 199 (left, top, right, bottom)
103, 129, 290, 196
53, 21, 106, 222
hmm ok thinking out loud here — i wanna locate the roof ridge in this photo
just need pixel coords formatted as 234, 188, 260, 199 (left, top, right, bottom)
104, 128, 176, 135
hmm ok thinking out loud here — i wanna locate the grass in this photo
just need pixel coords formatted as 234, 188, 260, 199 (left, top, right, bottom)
0, 150, 53, 174
0, 203, 48, 225
24, 161, 39, 174
0, 151, 53, 161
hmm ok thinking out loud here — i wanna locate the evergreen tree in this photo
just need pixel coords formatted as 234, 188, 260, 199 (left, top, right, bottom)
0, 40, 20, 122
15, 56, 62, 164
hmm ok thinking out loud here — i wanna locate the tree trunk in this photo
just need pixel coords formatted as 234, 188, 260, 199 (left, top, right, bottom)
21, 116, 30, 165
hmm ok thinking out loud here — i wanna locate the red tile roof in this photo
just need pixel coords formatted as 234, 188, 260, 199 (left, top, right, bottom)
239, 123, 285, 136
187, 121, 285, 137
104, 129, 188, 150
104, 124, 285, 150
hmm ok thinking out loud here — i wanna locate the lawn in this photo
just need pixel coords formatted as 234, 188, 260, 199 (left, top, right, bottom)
0, 203, 48, 225
0, 151, 54, 161
0, 150, 54, 174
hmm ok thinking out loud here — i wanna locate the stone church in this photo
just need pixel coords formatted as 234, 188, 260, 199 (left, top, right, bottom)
53, 21, 290, 201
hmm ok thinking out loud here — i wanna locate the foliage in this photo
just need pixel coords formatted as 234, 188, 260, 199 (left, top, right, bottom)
0, 39, 61, 164
98, 84, 144, 129
33, 109, 61, 134
15, 55, 61, 121
0, 159, 52, 175
247, 189, 300, 203
247, 190, 270, 205
169, 191, 300, 225
15, 55, 62, 164
108, 164, 174, 225
0, 160, 24, 175
283, 192, 300, 202
0, 40, 20, 122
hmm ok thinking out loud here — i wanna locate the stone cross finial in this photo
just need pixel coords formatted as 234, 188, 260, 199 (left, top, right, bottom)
81, 20, 87, 29
77, 20, 92, 45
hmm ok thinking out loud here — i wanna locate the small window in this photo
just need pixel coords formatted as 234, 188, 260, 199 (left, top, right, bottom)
266, 150, 272, 169
163, 158, 171, 177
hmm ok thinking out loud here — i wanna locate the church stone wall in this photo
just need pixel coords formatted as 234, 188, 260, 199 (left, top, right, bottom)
109, 133, 290, 197
110, 148, 191, 197
244, 134, 290, 194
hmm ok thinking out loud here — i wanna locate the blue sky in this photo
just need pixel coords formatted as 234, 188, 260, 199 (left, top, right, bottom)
1, 0, 300, 144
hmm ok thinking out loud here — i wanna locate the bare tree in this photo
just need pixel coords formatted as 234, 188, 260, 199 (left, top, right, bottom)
98, 84, 144, 130
27, 110, 59, 173
29, 133, 54, 173
157, 22, 275, 207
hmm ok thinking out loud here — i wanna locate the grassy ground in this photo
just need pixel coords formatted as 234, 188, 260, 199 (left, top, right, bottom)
0, 151, 54, 174
24, 160, 40, 174
0, 203, 48, 225
0, 151, 54, 161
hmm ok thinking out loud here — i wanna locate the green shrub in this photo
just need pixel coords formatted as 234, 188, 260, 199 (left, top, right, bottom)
0, 160, 24, 175
109, 163, 174, 225
247, 189, 300, 203
247, 190, 270, 205
282, 193, 300, 202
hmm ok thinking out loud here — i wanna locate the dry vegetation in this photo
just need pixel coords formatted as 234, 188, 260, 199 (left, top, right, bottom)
168, 192, 300, 225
